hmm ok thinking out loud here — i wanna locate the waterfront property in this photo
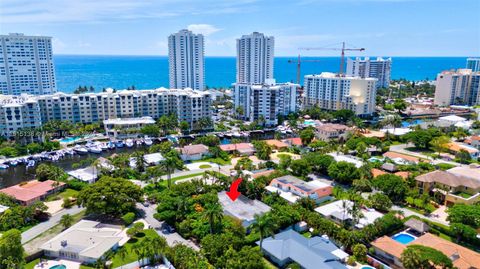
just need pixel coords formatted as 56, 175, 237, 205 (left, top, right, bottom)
346, 57, 392, 89
40, 220, 125, 264
0, 87, 212, 138
314, 200, 384, 229
259, 228, 348, 269
233, 80, 300, 126
371, 233, 480, 269
178, 144, 210, 161
415, 167, 480, 205
445, 142, 479, 159
383, 151, 423, 165
219, 143, 255, 156
434, 69, 480, 107
315, 123, 352, 141
104, 116, 155, 138
236, 32, 274, 84
266, 175, 332, 203
218, 191, 271, 227
0, 33, 57, 95
265, 139, 289, 150
0, 180, 65, 205
303, 72, 377, 116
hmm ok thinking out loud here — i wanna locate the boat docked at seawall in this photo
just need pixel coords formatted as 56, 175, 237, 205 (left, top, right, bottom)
144, 136, 153, 146
115, 140, 125, 148
0, 163, 8, 169
125, 139, 134, 148
73, 145, 88, 155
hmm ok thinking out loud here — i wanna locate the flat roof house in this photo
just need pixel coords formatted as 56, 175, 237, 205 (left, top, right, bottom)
315, 200, 384, 229
415, 168, 480, 205
266, 175, 332, 203
0, 180, 65, 205
179, 144, 209, 161
372, 233, 480, 269
259, 228, 348, 269
103, 116, 156, 139
41, 220, 125, 264
218, 191, 271, 227
383, 151, 425, 165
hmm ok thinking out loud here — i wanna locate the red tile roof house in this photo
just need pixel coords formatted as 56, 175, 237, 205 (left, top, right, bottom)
266, 175, 333, 203
178, 144, 210, 161
315, 124, 352, 141
282, 137, 303, 147
0, 180, 66, 205
219, 143, 255, 156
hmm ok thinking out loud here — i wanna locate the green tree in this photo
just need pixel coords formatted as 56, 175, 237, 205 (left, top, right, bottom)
159, 151, 184, 188
122, 212, 136, 225
36, 163, 66, 181
368, 193, 392, 212
393, 99, 407, 112
446, 204, 480, 228
429, 135, 450, 154
401, 245, 453, 269
179, 121, 190, 133
451, 223, 478, 243
77, 176, 143, 217
371, 174, 407, 203
140, 124, 160, 137
352, 244, 367, 263
0, 229, 24, 269
60, 214, 74, 229
327, 161, 359, 184
290, 159, 311, 178
252, 140, 272, 160
249, 214, 276, 249
202, 201, 223, 234
299, 128, 315, 145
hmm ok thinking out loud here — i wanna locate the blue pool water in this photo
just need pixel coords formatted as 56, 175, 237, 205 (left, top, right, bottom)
303, 120, 316, 126
361, 266, 375, 269
392, 233, 416, 244
401, 119, 424, 128
49, 265, 67, 269
59, 136, 81, 143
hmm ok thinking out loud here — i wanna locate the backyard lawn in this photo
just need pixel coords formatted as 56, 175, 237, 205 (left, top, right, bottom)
111, 229, 161, 267
46, 188, 79, 201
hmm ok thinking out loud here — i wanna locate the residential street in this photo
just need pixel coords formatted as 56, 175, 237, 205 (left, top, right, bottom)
389, 143, 464, 166
136, 203, 200, 251
21, 205, 84, 244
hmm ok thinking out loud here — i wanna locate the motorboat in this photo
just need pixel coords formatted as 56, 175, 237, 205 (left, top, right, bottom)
125, 139, 134, 148
26, 159, 35, 168
9, 159, 18, 166
88, 145, 102, 154
107, 141, 116, 149
0, 163, 8, 169
136, 139, 143, 146
144, 136, 153, 146
73, 145, 88, 155
100, 142, 109, 151
115, 140, 124, 148
232, 132, 241, 138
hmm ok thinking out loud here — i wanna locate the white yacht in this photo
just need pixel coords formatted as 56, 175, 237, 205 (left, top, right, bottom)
144, 136, 153, 146
125, 139, 134, 148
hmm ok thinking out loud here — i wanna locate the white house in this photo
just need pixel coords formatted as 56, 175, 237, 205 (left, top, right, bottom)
179, 144, 210, 161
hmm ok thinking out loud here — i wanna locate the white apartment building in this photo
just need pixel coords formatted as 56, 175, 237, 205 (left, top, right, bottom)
0, 33, 57, 95
346, 57, 391, 89
234, 80, 300, 126
0, 88, 212, 138
304, 72, 377, 116
236, 32, 274, 84
434, 69, 480, 106
466, 58, 480, 72
168, 29, 205, 90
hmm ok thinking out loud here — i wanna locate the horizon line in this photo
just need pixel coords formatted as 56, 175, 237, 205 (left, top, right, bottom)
53, 54, 478, 58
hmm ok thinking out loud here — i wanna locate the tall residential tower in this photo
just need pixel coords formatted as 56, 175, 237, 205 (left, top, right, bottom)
467, 58, 480, 72
236, 32, 274, 84
168, 30, 205, 90
0, 33, 57, 95
434, 69, 480, 106
346, 57, 391, 89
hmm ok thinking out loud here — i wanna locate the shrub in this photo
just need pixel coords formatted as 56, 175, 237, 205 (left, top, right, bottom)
122, 212, 136, 225
62, 197, 73, 208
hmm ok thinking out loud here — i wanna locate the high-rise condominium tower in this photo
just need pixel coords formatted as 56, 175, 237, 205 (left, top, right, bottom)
467, 58, 480, 72
236, 32, 274, 84
346, 57, 391, 89
0, 33, 57, 95
168, 29, 205, 90
434, 69, 480, 106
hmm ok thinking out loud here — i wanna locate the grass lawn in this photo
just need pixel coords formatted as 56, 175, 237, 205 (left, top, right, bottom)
111, 229, 160, 267
263, 258, 278, 269
24, 258, 40, 269
194, 157, 231, 165
46, 188, 79, 201
199, 164, 212, 169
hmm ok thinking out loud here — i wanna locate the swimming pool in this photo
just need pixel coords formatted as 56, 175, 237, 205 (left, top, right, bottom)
361, 266, 375, 269
392, 233, 416, 244
49, 265, 67, 269
59, 136, 81, 143
303, 120, 316, 126
401, 119, 424, 128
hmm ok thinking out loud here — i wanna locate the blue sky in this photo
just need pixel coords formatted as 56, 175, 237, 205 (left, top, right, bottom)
1, 0, 479, 56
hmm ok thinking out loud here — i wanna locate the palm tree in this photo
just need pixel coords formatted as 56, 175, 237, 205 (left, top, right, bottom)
116, 247, 128, 268
132, 151, 146, 173
159, 155, 181, 188
202, 201, 223, 234
249, 213, 276, 249
60, 214, 74, 229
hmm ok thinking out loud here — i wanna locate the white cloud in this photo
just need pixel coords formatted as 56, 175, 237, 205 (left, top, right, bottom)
187, 24, 221, 36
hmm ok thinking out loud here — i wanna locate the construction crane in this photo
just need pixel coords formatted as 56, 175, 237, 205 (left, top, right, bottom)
299, 42, 365, 76
287, 54, 321, 84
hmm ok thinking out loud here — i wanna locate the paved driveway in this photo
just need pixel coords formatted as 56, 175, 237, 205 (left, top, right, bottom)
22, 205, 84, 244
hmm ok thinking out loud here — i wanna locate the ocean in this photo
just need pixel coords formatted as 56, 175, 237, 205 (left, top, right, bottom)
54, 55, 468, 93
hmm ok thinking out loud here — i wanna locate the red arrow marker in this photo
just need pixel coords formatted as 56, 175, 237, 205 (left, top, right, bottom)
226, 178, 243, 201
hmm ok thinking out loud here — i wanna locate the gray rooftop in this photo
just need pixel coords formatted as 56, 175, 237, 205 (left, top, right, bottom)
259, 229, 348, 269
274, 175, 321, 193
218, 191, 271, 222
40, 220, 124, 260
